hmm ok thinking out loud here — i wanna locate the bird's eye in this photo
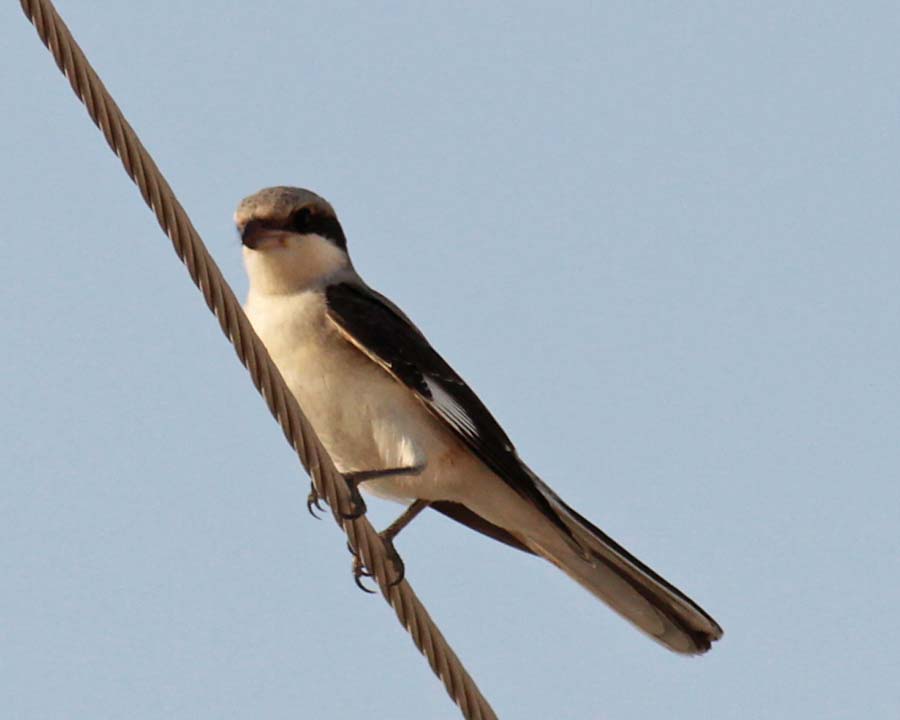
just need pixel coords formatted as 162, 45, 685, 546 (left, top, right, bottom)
289, 207, 312, 233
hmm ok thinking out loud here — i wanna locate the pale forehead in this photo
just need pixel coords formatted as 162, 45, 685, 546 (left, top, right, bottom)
234, 186, 335, 225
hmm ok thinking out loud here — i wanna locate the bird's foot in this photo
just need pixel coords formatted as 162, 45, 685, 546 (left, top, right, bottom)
351, 553, 376, 593
347, 499, 428, 593
306, 484, 325, 518
349, 536, 406, 593
341, 480, 368, 520
306, 476, 367, 520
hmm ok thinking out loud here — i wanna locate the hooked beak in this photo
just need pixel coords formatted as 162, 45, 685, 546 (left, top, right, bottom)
240, 220, 287, 250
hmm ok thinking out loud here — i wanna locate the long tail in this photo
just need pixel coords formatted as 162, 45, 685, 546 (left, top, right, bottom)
524, 480, 723, 654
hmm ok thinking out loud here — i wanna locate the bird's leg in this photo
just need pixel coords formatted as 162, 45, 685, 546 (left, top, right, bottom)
343, 464, 426, 485
381, 498, 430, 544
306, 463, 423, 520
351, 500, 430, 592
341, 462, 427, 590
340, 463, 425, 520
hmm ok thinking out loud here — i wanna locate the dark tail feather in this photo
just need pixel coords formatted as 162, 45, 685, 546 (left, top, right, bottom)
528, 489, 723, 654
431, 487, 722, 654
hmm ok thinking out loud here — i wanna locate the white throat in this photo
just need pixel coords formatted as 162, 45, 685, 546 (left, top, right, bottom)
243, 233, 352, 295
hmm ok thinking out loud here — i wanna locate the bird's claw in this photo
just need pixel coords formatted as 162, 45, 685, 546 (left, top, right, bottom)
306, 485, 325, 518
349, 538, 405, 593
383, 540, 406, 587
306, 477, 365, 520
352, 554, 376, 594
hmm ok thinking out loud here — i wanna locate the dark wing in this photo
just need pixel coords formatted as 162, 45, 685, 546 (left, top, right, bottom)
324, 281, 571, 539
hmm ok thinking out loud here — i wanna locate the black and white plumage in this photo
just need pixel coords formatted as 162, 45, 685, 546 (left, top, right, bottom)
237, 186, 723, 654
323, 282, 569, 537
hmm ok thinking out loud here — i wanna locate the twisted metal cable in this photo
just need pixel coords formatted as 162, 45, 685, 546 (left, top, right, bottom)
19, 1, 498, 718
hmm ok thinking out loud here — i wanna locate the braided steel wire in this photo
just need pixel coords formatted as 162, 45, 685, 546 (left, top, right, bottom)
19, 2, 498, 717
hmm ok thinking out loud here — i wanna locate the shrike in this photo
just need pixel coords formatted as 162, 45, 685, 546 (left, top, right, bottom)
237, 186, 723, 654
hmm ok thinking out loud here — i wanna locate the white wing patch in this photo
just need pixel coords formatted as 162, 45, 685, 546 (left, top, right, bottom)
423, 375, 479, 439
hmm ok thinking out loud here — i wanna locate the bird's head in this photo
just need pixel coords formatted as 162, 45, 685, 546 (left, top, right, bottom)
236, 186, 351, 294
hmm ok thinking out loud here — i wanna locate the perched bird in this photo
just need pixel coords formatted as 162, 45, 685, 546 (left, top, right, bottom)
237, 186, 723, 654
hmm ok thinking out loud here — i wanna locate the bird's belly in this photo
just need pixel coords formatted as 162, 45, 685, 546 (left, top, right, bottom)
290, 359, 465, 503
255, 311, 465, 503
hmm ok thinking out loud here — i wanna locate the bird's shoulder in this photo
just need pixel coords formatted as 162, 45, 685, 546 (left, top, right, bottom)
323, 280, 516, 451
323, 280, 570, 534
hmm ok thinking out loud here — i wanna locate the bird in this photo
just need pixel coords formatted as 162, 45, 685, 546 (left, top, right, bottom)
236, 186, 723, 654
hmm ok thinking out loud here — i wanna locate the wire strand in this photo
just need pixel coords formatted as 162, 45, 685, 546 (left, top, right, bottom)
19, 2, 498, 717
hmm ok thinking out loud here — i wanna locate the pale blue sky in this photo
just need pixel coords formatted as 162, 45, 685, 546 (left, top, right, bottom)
3, 2, 899, 718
